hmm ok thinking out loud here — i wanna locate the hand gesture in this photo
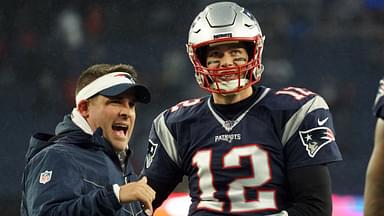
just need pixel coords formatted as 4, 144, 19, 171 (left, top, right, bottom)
119, 177, 156, 215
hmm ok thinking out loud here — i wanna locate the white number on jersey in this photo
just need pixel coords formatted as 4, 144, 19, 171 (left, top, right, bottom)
192, 145, 277, 213
170, 99, 201, 112
276, 87, 314, 100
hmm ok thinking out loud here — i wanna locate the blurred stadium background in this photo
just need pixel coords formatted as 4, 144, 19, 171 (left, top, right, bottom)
1, 0, 383, 215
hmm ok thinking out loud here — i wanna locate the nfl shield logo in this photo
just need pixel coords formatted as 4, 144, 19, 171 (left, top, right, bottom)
39, 170, 52, 184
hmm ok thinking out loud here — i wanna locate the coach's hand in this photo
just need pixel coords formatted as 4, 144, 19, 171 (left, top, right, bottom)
119, 177, 156, 215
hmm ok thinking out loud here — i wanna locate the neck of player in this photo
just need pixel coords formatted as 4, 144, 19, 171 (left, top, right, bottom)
212, 87, 253, 105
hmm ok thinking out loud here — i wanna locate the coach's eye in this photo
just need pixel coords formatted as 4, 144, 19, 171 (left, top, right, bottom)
129, 101, 136, 108
107, 99, 122, 105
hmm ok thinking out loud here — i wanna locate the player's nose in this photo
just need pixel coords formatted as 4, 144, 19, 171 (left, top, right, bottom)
220, 53, 234, 68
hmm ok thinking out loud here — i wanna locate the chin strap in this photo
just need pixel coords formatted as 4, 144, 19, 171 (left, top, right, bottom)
211, 78, 249, 92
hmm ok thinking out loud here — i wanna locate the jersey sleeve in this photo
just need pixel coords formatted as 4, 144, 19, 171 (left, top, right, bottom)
141, 111, 184, 208
373, 78, 384, 119
282, 95, 342, 170
22, 147, 120, 215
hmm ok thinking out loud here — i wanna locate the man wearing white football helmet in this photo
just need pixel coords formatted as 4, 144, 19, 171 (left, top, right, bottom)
187, 1, 264, 96
143, 2, 342, 216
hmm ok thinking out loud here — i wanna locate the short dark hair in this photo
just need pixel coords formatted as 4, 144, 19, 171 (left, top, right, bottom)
75, 64, 138, 95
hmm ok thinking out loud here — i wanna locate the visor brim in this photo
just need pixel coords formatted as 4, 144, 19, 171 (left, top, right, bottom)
99, 83, 151, 104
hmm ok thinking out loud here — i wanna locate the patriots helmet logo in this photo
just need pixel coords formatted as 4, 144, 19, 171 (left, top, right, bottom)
114, 73, 135, 83
299, 127, 335, 158
145, 139, 158, 168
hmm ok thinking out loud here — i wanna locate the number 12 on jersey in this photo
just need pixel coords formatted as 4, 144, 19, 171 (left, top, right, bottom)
192, 144, 277, 213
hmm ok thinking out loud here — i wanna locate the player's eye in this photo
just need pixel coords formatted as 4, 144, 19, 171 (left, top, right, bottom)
207, 60, 220, 67
230, 49, 241, 55
234, 57, 247, 64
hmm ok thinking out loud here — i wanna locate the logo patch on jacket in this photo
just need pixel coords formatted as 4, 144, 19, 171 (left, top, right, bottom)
299, 127, 335, 158
39, 170, 52, 184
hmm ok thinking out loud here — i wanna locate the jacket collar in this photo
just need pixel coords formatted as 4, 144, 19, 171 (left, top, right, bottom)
27, 115, 132, 172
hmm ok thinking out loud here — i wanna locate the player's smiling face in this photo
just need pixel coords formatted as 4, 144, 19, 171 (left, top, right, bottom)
85, 93, 136, 151
204, 42, 254, 102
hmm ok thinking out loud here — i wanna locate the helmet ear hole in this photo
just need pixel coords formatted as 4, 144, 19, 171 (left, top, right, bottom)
243, 42, 255, 59
196, 46, 207, 67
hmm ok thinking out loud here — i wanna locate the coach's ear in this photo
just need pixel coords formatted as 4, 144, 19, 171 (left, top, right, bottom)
77, 100, 90, 118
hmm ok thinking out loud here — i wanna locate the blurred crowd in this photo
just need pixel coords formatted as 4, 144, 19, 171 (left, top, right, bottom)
1, 0, 384, 214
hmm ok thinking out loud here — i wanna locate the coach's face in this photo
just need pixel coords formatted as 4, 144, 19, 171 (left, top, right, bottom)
80, 93, 136, 151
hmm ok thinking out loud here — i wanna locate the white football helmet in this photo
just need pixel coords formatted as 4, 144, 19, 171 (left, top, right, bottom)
187, 2, 265, 94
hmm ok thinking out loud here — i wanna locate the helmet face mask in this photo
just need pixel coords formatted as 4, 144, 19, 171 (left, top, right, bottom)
187, 2, 265, 94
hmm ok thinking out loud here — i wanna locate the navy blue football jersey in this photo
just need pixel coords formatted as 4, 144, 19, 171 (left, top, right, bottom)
373, 77, 384, 119
143, 86, 342, 215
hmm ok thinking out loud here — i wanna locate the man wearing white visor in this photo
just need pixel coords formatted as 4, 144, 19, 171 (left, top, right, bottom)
21, 64, 156, 216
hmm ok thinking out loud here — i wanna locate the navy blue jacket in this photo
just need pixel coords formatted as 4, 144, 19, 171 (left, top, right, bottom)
21, 115, 146, 216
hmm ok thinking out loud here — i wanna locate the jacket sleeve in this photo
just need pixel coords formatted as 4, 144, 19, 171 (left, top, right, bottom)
22, 147, 121, 216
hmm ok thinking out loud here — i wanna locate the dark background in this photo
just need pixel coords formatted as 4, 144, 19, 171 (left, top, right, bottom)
1, 0, 383, 215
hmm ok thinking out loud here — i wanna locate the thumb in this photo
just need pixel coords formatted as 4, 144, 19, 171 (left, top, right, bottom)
139, 176, 147, 183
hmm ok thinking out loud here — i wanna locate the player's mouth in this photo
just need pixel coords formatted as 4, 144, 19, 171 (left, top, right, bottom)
213, 69, 240, 81
220, 74, 238, 81
112, 123, 128, 137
